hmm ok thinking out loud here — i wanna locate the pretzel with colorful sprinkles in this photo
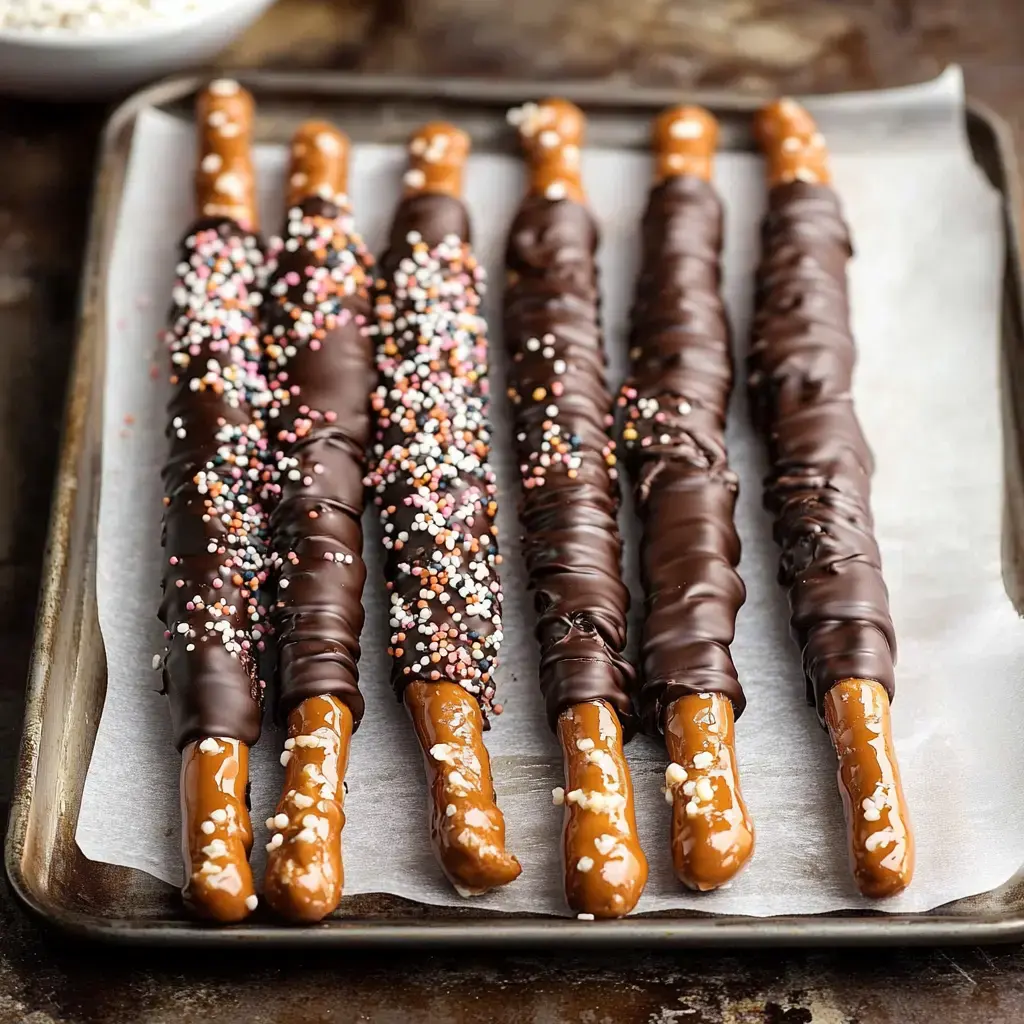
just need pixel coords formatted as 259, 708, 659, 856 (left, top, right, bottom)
504, 99, 648, 918
160, 80, 267, 922
752, 99, 914, 898
259, 122, 376, 922
365, 122, 522, 895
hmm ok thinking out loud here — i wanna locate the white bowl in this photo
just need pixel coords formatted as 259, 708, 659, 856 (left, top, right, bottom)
0, 0, 276, 99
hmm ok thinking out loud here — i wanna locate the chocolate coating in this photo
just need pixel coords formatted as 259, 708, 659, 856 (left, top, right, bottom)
503, 195, 635, 733
264, 196, 375, 726
367, 193, 505, 718
622, 175, 746, 736
161, 217, 268, 750
748, 181, 896, 715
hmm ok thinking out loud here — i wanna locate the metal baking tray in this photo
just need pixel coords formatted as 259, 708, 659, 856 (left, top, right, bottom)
7, 70, 1024, 948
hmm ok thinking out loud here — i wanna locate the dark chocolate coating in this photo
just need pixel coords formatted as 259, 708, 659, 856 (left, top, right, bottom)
264, 196, 375, 727
622, 175, 746, 737
748, 180, 896, 717
368, 193, 504, 718
503, 195, 635, 734
161, 217, 268, 750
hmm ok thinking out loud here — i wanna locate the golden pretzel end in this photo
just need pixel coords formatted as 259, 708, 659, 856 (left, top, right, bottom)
557, 700, 648, 918
756, 98, 831, 187
508, 97, 586, 203
824, 679, 915, 899
663, 694, 754, 891
405, 681, 522, 894
195, 79, 258, 230
653, 105, 718, 183
287, 121, 350, 208
263, 695, 352, 923
404, 122, 470, 199
180, 737, 257, 922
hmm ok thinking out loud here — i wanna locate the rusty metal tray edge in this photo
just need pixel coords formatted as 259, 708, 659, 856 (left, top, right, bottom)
7, 69, 1024, 948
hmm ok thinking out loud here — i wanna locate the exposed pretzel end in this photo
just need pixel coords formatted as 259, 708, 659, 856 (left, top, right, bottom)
287, 121, 350, 208
755, 98, 831, 187
263, 695, 352, 923
405, 681, 521, 894
180, 737, 257, 922
556, 700, 648, 918
195, 79, 258, 230
508, 97, 586, 203
652, 105, 718, 184
663, 694, 754, 891
404, 121, 470, 199
824, 678, 914, 899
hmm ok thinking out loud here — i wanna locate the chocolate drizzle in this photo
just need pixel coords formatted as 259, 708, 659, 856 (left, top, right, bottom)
263, 196, 375, 726
621, 175, 746, 736
161, 218, 269, 750
366, 193, 504, 719
749, 181, 896, 715
503, 195, 635, 733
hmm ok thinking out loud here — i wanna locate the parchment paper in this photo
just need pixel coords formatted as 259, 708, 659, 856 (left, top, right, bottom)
78, 69, 1024, 916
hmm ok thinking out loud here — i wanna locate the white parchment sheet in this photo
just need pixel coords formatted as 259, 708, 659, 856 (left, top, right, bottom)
78, 69, 1024, 916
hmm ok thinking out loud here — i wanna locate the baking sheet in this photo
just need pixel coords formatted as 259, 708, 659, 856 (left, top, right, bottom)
77, 69, 1023, 918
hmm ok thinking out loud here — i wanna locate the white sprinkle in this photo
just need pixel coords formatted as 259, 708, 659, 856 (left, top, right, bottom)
669, 118, 703, 139
273, 812, 290, 829
245, 894, 258, 911
695, 777, 714, 802
545, 181, 567, 201
865, 829, 897, 852
685, 800, 700, 818
151, 654, 162, 670
210, 809, 227, 823
552, 786, 565, 805
577, 856, 595, 873
577, 913, 595, 921
429, 742, 455, 764
445, 803, 457, 817
200, 820, 215, 835
692, 751, 714, 770
266, 833, 284, 852
201, 153, 223, 174
292, 792, 314, 809
404, 168, 426, 190
665, 762, 688, 786
594, 834, 617, 856
198, 738, 221, 755
576, 738, 595, 752
538, 129, 561, 148
209, 79, 240, 97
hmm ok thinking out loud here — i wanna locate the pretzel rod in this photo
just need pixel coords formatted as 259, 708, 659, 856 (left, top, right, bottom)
620, 106, 753, 891
365, 122, 521, 894
505, 99, 647, 918
751, 99, 914, 898
259, 123, 375, 921
162, 80, 267, 921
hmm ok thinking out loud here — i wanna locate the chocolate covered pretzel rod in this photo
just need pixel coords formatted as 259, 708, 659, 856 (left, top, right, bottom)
621, 106, 754, 891
366, 122, 521, 895
505, 99, 647, 918
160, 80, 267, 922
260, 123, 376, 922
751, 100, 914, 898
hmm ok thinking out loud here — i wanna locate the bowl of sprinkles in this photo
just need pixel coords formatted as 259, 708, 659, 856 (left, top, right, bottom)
0, 0, 276, 98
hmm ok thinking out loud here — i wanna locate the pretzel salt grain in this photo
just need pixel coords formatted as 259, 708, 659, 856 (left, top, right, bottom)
367, 122, 521, 894
751, 99, 914, 898
505, 99, 648, 917
260, 122, 375, 921
164, 80, 266, 921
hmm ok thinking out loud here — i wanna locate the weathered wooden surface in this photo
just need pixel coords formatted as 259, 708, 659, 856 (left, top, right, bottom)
3, 2, 1024, 1020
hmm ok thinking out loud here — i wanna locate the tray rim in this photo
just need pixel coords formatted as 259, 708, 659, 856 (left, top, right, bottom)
7, 68, 1024, 949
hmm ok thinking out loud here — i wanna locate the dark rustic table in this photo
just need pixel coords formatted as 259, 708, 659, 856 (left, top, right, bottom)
3, 2, 1024, 1020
